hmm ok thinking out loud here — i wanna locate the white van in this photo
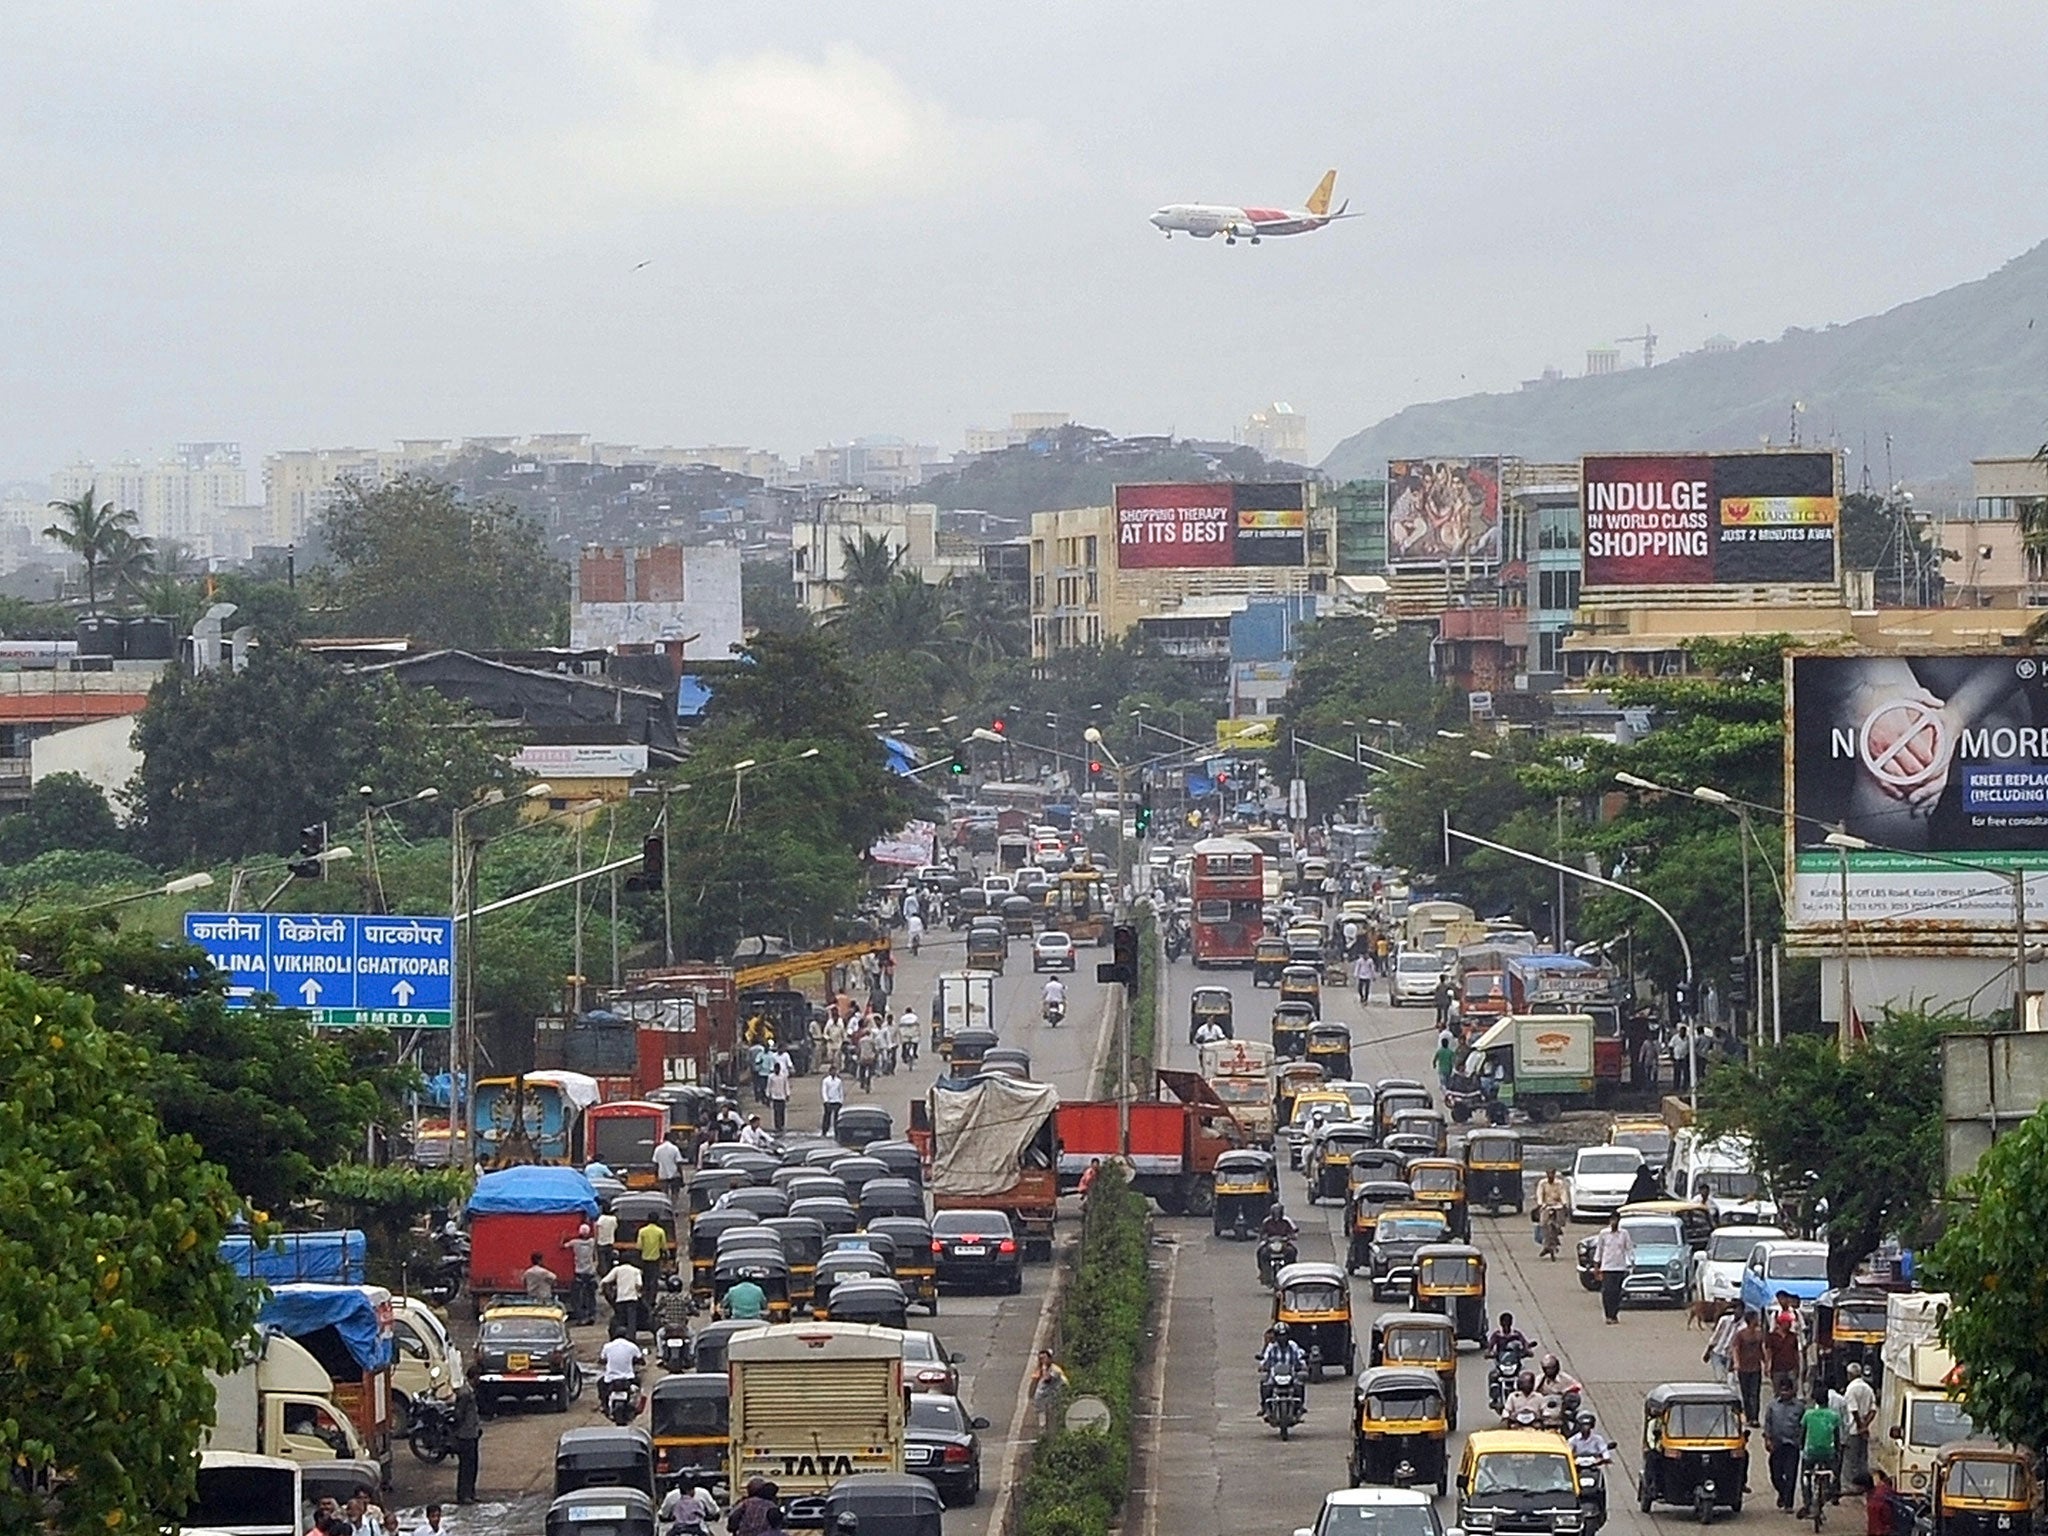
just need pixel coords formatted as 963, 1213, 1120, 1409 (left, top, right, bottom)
1668, 1130, 1777, 1225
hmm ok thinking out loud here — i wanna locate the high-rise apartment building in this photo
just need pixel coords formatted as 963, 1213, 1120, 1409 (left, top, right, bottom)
49, 443, 248, 549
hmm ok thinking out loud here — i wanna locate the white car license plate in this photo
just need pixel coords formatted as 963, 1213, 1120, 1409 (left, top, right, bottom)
953, 1245, 986, 1256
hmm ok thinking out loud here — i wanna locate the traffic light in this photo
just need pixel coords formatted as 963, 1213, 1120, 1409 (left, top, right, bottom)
1113, 923, 1140, 998
1135, 788, 1153, 836
1087, 759, 1104, 787
287, 822, 328, 880
989, 717, 1006, 735
948, 745, 967, 776
627, 834, 665, 892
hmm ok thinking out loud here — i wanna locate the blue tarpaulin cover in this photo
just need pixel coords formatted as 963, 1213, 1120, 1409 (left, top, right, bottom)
220, 1230, 368, 1284
467, 1165, 601, 1219
257, 1284, 392, 1372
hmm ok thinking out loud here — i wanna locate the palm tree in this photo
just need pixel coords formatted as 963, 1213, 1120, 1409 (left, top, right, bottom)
43, 487, 140, 615
942, 572, 1030, 669
830, 531, 906, 607
99, 527, 158, 609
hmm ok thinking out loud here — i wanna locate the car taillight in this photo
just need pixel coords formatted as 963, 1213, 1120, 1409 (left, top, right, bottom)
960, 1235, 980, 1245
943, 1445, 972, 1464
931, 1240, 945, 1254
998, 1239, 1017, 1254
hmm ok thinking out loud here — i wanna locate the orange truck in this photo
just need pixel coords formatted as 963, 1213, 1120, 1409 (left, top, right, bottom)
1054, 1069, 1248, 1217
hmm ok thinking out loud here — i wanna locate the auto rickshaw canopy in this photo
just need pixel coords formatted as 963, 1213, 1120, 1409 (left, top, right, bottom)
1255, 936, 1291, 964
1355, 1366, 1449, 1429
1814, 1285, 1891, 1344
1407, 1159, 1465, 1196
1320, 1124, 1380, 1158
1465, 1129, 1523, 1169
1373, 1311, 1457, 1368
1937, 1446, 2034, 1508
1191, 986, 1234, 1022
1274, 1261, 1351, 1318
650, 1373, 729, 1436
1351, 1181, 1416, 1231
546, 1488, 657, 1536
1642, 1381, 1747, 1448
1215, 1149, 1278, 1190
1414, 1243, 1485, 1294
554, 1425, 657, 1497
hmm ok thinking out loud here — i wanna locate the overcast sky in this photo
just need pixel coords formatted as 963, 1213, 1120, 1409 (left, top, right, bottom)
3, 2, 2045, 484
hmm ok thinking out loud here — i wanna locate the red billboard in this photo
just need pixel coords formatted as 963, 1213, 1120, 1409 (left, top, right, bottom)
1114, 482, 1304, 569
1583, 451, 1837, 586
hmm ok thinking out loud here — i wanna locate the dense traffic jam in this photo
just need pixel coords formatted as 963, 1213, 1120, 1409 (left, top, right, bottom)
1165, 829, 2031, 1536
182, 808, 2031, 1536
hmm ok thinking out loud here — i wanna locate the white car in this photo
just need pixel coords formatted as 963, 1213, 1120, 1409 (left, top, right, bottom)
1031, 931, 1076, 972
1390, 950, 1444, 1006
1569, 1144, 1646, 1220
1294, 1486, 1444, 1536
1692, 1224, 1787, 1305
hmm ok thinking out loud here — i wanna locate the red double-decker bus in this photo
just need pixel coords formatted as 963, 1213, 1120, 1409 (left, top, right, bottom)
1190, 835, 1264, 967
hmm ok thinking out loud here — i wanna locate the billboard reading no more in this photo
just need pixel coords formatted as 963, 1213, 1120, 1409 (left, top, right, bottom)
1786, 652, 2048, 932
1115, 482, 1306, 569
1583, 450, 1838, 586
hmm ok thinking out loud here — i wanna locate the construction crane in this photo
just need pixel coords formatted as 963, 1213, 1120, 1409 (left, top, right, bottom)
1617, 326, 1657, 369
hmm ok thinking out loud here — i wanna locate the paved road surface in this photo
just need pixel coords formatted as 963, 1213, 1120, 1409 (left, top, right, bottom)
1146, 944, 1743, 1536
399, 922, 1110, 1535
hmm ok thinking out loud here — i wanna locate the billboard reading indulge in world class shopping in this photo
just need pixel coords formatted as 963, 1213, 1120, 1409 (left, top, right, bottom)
1786, 652, 2048, 932
1582, 450, 1838, 586
1114, 482, 1306, 569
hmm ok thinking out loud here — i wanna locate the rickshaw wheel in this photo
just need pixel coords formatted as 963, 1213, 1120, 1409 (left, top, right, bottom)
1639, 1479, 1655, 1513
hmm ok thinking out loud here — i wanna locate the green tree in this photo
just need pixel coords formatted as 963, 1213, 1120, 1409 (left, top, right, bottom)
943, 571, 1030, 669
1278, 618, 1460, 814
42, 485, 140, 615
740, 558, 811, 637
1920, 1104, 2048, 1454
9, 920, 409, 1213
98, 525, 157, 609
321, 476, 567, 649
0, 771, 123, 864
828, 530, 906, 606
0, 963, 256, 1532
1699, 1006, 1959, 1286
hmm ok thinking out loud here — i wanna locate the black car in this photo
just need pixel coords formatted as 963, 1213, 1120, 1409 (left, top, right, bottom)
903, 1392, 990, 1506
1366, 1210, 1451, 1302
470, 1304, 581, 1414
930, 1209, 1023, 1294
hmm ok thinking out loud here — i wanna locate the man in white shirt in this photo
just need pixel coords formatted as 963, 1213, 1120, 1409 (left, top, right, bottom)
600, 1257, 645, 1337
595, 1208, 619, 1252
1590, 1212, 1636, 1325
765, 1056, 792, 1133
874, 1015, 897, 1075
1193, 1018, 1227, 1046
819, 1067, 846, 1135
652, 1133, 686, 1209
738, 1114, 768, 1149
1841, 1362, 1878, 1487
597, 1330, 644, 1414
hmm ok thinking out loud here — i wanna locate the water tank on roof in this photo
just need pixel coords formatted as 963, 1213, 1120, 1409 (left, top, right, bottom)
75, 617, 126, 658
124, 617, 176, 660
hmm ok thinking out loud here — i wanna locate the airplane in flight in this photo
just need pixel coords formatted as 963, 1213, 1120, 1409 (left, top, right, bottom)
1149, 170, 1354, 244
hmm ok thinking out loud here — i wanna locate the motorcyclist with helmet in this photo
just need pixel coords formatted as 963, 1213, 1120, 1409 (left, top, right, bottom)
1257, 1323, 1310, 1418
1538, 1353, 1583, 1395
1568, 1409, 1614, 1464
1257, 1203, 1300, 1284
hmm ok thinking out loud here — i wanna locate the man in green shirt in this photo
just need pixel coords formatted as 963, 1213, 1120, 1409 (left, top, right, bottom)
1797, 1398, 1842, 1517
636, 1217, 669, 1292
722, 1278, 767, 1320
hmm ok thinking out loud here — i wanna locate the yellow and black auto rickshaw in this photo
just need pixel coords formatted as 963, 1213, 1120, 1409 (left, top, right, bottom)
1639, 1381, 1749, 1522
866, 1215, 940, 1316
1279, 965, 1323, 1017
1312, 1125, 1381, 1205
1273, 1260, 1355, 1379
688, 1210, 758, 1304
1253, 936, 1291, 988
1347, 1148, 1408, 1198
1931, 1445, 2035, 1536
1809, 1286, 1890, 1395
1272, 1002, 1317, 1062
1374, 1083, 1434, 1135
1274, 1059, 1326, 1126
650, 1373, 729, 1493
712, 1252, 792, 1322
1307, 1022, 1354, 1082
1404, 1157, 1471, 1241
1346, 1180, 1414, 1274
1409, 1242, 1487, 1345
1392, 1108, 1449, 1157
1351, 1366, 1450, 1495
1189, 986, 1235, 1045
1464, 1129, 1524, 1214
1213, 1148, 1279, 1240
1370, 1311, 1461, 1430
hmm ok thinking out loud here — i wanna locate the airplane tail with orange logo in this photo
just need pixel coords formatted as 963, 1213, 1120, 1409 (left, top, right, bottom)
1304, 170, 1338, 216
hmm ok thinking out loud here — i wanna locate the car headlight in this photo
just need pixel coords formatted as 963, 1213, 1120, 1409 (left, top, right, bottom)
1554, 1516, 1583, 1532
1666, 1260, 1686, 1282
1463, 1514, 1495, 1530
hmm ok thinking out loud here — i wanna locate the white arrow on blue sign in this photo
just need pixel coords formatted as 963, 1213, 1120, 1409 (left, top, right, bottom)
183, 911, 454, 1028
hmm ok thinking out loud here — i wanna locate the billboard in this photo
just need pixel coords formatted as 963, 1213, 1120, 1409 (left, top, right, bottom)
1216, 717, 1279, 751
1386, 457, 1501, 566
1583, 451, 1837, 587
1787, 652, 2048, 930
1114, 482, 1305, 569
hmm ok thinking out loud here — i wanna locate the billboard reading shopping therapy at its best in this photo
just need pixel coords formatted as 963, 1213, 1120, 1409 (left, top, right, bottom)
1583, 450, 1838, 587
1786, 651, 2048, 932
1115, 482, 1306, 569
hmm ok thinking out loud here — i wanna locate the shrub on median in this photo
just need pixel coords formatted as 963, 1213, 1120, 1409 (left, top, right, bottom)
1018, 1164, 1152, 1536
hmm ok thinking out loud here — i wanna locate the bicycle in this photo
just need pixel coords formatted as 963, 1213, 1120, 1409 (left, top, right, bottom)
1800, 1458, 1837, 1530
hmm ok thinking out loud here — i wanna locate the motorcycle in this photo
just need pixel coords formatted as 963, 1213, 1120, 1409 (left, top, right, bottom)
1257, 1235, 1298, 1288
405, 1395, 457, 1465
1262, 1369, 1306, 1441
601, 1376, 641, 1425
657, 1327, 692, 1374
1575, 1454, 1610, 1531
1164, 922, 1189, 961
1043, 999, 1065, 1028
1488, 1343, 1531, 1415
410, 1223, 468, 1306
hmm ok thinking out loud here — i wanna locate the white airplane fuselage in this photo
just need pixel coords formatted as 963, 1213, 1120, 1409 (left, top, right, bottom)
1148, 201, 1333, 242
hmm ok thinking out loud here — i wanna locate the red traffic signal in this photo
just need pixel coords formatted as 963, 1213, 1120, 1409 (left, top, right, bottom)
1089, 760, 1103, 774
990, 718, 1006, 734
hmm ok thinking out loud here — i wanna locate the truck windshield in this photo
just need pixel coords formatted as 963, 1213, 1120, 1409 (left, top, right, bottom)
1908, 1400, 1977, 1448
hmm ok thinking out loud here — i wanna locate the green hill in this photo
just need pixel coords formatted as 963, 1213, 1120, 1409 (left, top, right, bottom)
1322, 240, 2048, 485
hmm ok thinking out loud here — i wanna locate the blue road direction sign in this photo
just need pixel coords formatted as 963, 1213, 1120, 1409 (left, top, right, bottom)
183, 911, 454, 1028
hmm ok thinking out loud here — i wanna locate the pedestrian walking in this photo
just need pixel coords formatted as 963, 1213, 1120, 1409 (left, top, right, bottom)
653, 1131, 687, 1212
749, 1040, 772, 1105
856, 1029, 879, 1091
1730, 1310, 1766, 1424
1703, 1305, 1741, 1385
450, 1384, 482, 1505
1433, 1031, 1458, 1091
521, 1251, 557, 1305
819, 1066, 845, 1135
1353, 954, 1373, 1004
600, 1256, 646, 1338
906, 910, 924, 955
1764, 1310, 1802, 1390
1029, 1349, 1069, 1433
1589, 1211, 1635, 1324
636, 1213, 669, 1292
1763, 1376, 1804, 1511
765, 1055, 791, 1133
562, 1224, 599, 1326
